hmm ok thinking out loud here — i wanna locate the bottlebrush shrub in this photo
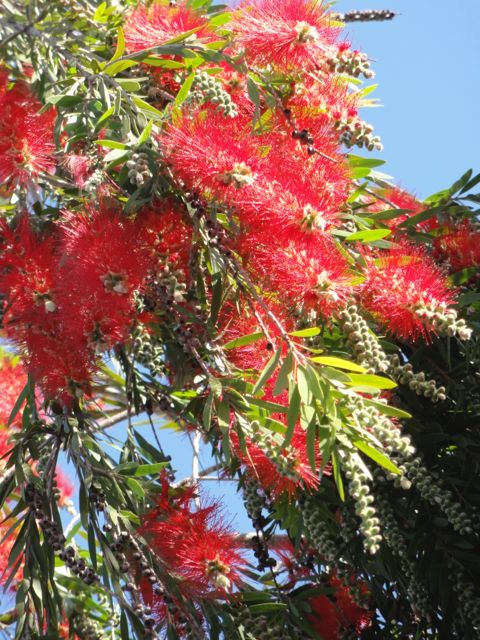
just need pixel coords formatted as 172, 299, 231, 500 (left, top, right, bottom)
0, 0, 479, 638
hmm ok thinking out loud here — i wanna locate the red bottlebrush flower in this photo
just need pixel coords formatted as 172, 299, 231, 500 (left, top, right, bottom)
137, 203, 192, 276
26, 327, 95, 404
365, 186, 435, 230
0, 215, 59, 336
0, 517, 23, 588
361, 243, 455, 341
165, 110, 265, 204
244, 233, 353, 318
232, 0, 338, 72
140, 478, 246, 601
307, 575, 372, 639
58, 201, 150, 349
285, 73, 358, 141
61, 153, 92, 187
232, 425, 320, 499
0, 80, 55, 187
308, 593, 342, 640
124, 1, 215, 53
434, 221, 480, 273
0, 354, 27, 428
220, 301, 293, 372
55, 467, 74, 509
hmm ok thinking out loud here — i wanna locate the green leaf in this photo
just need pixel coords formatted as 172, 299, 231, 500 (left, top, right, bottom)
284, 385, 300, 447
311, 356, 366, 373
347, 373, 397, 390
88, 522, 97, 570
247, 77, 260, 108
352, 438, 401, 474
331, 449, 345, 501
361, 397, 412, 419
131, 96, 164, 121
110, 27, 125, 64
248, 603, 287, 614
95, 139, 127, 150
8, 382, 28, 427
345, 228, 391, 243
223, 332, 263, 350
125, 477, 144, 497
289, 327, 321, 338
174, 71, 195, 107
347, 154, 385, 168
306, 420, 317, 472
132, 463, 169, 476
136, 120, 154, 146
46, 94, 84, 106
273, 352, 292, 396
252, 347, 282, 395
96, 105, 115, 128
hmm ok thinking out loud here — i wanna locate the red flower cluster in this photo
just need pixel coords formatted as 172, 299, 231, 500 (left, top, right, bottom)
124, 1, 215, 52
362, 243, 454, 340
0, 69, 55, 188
434, 221, 480, 274
0, 354, 27, 428
233, 425, 320, 498
231, 0, 338, 71
140, 476, 246, 608
0, 201, 191, 405
307, 574, 372, 639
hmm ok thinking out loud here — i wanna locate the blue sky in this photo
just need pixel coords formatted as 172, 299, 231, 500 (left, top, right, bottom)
335, 0, 480, 198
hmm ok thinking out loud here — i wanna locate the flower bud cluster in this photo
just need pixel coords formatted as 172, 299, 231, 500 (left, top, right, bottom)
402, 457, 474, 535
336, 117, 383, 152
333, 10, 396, 23
339, 305, 389, 373
70, 613, 105, 640
83, 168, 104, 193
191, 71, 238, 118
448, 558, 480, 637
327, 49, 375, 80
106, 528, 159, 638
242, 477, 268, 521
347, 397, 414, 490
340, 448, 382, 554
157, 263, 188, 305
389, 354, 446, 402
126, 152, 152, 187
415, 302, 472, 341
233, 610, 291, 640
133, 326, 165, 379
25, 483, 99, 585
250, 430, 301, 483
375, 492, 430, 618
301, 495, 338, 564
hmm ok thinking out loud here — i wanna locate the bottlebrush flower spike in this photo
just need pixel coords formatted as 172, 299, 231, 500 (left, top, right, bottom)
124, 1, 215, 53
220, 301, 293, 371
362, 243, 471, 341
231, 426, 320, 499
166, 110, 264, 204
232, 0, 338, 72
140, 479, 246, 600
0, 78, 55, 187
0, 215, 59, 339
0, 354, 27, 428
307, 575, 372, 639
58, 201, 150, 349
245, 233, 353, 318
434, 221, 480, 274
